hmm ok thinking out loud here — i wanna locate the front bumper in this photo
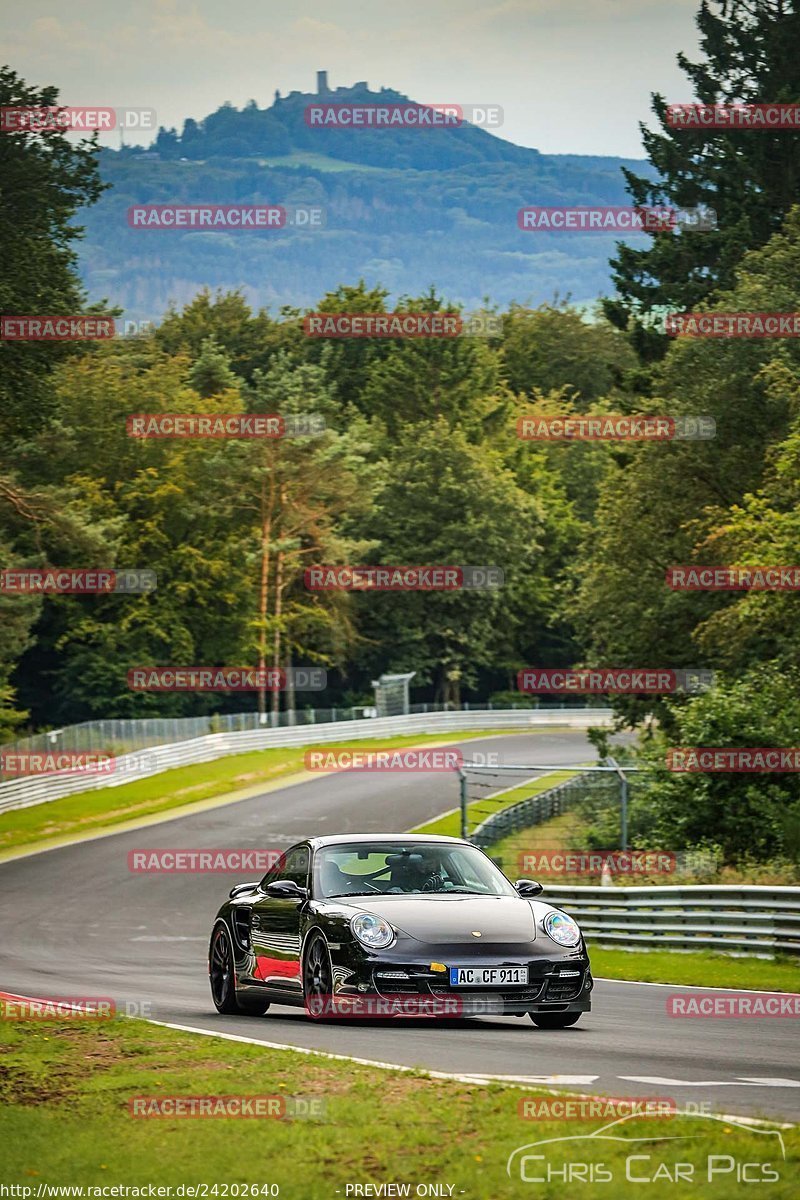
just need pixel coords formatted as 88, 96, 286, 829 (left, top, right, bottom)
333, 943, 593, 1016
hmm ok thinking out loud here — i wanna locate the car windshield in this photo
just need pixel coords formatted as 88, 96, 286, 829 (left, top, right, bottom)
314, 841, 517, 899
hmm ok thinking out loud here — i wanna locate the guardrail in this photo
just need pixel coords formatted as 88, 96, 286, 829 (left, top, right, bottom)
0, 698, 610, 775
471, 774, 800, 957
0, 707, 612, 816
540, 884, 800, 957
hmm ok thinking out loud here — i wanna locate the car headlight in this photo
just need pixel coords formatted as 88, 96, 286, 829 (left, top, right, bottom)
351, 913, 395, 950
544, 910, 581, 948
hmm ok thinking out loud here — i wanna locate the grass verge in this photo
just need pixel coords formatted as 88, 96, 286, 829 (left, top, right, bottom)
0, 730, 527, 858
589, 946, 800, 993
0, 1017, 795, 1197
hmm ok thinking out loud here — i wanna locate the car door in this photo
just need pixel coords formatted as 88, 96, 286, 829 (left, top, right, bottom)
250, 844, 309, 996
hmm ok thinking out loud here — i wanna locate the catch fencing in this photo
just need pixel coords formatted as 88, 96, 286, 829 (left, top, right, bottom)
0, 707, 612, 816
468, 770, 800, 956
471, 771, 596, 847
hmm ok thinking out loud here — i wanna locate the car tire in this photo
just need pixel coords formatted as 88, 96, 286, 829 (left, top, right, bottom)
302, 931, 333, 1020
209, 922, 270, 1016
529, 1011, 582, 1029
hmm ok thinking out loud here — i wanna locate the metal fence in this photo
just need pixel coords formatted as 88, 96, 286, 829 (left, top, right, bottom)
540, 884, 800, 957
469, 772, 800, 956
0, 707, 613, 816
0, 696, 610, 780
462, 761, 634, 843
471, 771, 594, 848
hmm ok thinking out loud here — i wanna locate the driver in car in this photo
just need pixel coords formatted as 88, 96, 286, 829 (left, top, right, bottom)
388, 851, 446, 893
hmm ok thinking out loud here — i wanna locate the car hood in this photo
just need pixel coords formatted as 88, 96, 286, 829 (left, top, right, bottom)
337, 894, 538, 944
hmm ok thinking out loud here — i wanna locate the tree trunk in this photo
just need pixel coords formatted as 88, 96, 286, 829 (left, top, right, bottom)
257, 472, 275, 724
284, 646, 296, 724
271, 544, 284, 720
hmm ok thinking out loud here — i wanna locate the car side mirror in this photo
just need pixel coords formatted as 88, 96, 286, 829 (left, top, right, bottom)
229, 881, 258, 899
515, 879, 543, 897
265, 879, 308, 900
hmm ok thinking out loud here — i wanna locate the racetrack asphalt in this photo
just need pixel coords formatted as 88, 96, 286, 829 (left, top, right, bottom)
1, 729, 797, 1122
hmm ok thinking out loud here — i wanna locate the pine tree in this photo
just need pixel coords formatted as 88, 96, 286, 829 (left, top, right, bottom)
604, 0, 800, 360
187, 337, 238, 398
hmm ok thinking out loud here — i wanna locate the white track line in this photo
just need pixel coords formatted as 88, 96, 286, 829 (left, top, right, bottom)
595, 977, 799, 997
145, 1018, 794, 1129
1, 990, 793, 1128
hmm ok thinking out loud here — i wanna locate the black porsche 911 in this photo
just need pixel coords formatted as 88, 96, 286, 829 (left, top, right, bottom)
209, 833, 592, 1027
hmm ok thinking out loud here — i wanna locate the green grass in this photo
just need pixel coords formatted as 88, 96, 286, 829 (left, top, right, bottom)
0, 730, 527, 857
0, 1017, 795, 1197
412, 769, 577, 838
590, 946, 800, 993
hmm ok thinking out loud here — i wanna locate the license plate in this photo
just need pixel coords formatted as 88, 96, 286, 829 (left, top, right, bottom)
449, 966, 528, 987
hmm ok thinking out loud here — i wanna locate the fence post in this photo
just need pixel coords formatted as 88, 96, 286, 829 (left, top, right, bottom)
459, 770, 468, 840
608, 757, 628, 852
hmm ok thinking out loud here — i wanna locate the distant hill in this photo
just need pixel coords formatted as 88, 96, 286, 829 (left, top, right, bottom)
151, 79, 542, 172
78, 76, 654, 319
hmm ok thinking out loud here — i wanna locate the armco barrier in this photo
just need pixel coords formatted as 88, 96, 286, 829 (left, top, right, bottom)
540, 884, 800, 956
471, 774, 800, 956
0, 708, 611, 816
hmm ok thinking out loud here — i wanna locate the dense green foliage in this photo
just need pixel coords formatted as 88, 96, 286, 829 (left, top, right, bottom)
2, 1, 800, 869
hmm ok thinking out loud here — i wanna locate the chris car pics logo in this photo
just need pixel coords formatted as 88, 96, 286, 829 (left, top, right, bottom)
507, 1111, 786, 1185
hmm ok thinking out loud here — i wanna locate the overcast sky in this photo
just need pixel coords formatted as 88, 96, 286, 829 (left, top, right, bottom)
5, 0, 703, 157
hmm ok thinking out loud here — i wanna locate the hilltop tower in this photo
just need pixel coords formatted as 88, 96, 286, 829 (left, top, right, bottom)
317, 71, 329, 95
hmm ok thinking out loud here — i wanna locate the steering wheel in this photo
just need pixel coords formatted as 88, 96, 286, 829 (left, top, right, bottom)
421, 873, 445, 893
